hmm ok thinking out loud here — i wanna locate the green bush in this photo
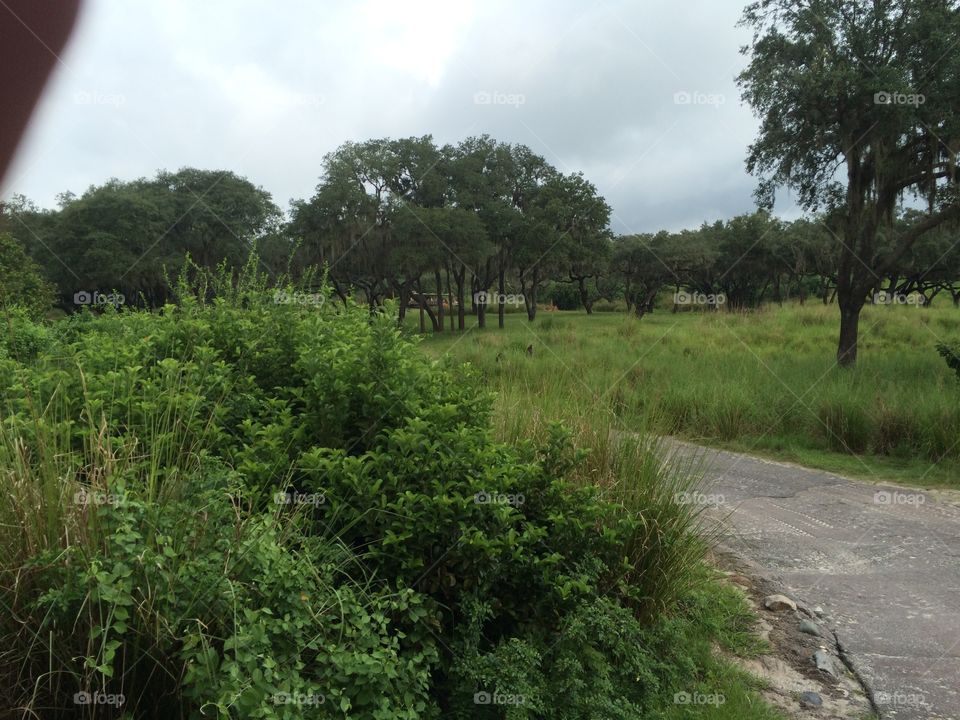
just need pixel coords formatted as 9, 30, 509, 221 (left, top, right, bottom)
0, 264, 722, 719
937, 342, 960, 381
544, 282, 582, 311
0, 306, 54, 361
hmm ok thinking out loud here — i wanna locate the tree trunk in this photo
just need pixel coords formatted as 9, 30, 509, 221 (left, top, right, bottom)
498, 264, 505, 329
836, 303, 861, 367
446, 266, 454, 331
577, 276, 593, 314
435, 269, 444, 332
634, 300, 647, 319
418, 290, 426, 333
524, 269, 539, 321
456, 264, 466, 330
423, 302, 439, 330
398, 283, 410, 325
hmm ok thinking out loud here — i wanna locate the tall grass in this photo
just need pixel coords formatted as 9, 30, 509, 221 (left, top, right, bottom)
421, 302, 960, 486
453, 350, 716, 615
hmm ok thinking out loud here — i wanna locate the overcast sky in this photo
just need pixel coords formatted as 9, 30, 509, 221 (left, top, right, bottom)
4, 0, 803, 233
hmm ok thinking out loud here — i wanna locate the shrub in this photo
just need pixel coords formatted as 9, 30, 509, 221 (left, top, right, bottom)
0, 263, 717, 718
937, 342, 960, 381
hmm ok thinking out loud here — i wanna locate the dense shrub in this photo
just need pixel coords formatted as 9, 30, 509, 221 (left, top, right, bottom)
544, 282, 582, 311
0, 268, 717, 719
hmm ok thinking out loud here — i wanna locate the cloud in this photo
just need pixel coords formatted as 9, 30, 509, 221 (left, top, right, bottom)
4, 0, 798, 230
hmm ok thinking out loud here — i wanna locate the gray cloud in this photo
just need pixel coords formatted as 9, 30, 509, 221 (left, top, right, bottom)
4, 0, 800, 231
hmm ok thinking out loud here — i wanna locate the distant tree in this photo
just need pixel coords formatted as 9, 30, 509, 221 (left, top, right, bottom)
0, 232, 55, 318
4, 171, 278, 307
740, 0, 960, 365
713, 211, 782, 309
446, 136, 517, 328
612, 231, 682, 318
153, 168, 281, 271
549, 172, 613, 314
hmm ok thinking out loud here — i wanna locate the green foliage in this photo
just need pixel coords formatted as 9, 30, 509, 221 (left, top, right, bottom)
546, 282, 582, 310
0, 231, 55, 318
4, 170, 280, 307
0, 262, 761, 718
0, 305, 54, 361
937, 342, 960, 381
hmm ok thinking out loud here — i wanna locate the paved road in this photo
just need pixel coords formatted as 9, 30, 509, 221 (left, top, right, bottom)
664, 440, 960, 720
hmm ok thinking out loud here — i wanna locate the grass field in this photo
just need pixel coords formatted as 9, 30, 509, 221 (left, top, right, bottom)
418, 302, 960, 488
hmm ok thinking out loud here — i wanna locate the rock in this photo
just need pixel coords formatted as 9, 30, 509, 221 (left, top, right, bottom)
728, 574, 752, 587
799, 690, 823, 708
799, 619, 822, 637
764, 594, 797, 611
813, 649, 838, 677
813, 606, 824, 617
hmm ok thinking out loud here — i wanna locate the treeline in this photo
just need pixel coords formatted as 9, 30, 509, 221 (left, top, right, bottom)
4, 135, 960, 327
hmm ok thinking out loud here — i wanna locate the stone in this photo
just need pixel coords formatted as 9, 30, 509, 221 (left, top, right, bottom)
799, 690, 823, 708
813, 606, 824, 617
813, 649, 838, 677
799, 619, 822, 637
764, 594, 797, 611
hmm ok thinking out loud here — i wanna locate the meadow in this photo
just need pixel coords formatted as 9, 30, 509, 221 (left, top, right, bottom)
419, 301, 960, 488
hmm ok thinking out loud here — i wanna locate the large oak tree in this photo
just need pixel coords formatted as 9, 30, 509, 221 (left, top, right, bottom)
739, 0, 960, 365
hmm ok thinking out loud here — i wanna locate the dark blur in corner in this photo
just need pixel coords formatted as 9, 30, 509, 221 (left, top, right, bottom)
0, 0, 82, 185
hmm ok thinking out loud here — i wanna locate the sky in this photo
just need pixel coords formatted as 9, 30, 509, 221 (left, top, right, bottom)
3, 0, 803, 233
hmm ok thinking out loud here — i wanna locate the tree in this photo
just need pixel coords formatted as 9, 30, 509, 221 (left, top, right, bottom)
714, 211, 782, 309
446, 136, 515, 329
0, 232, 55, 318
739, 0, 960, 365
154, 168, 280, 271
612, 232, 682, 318
4, 171, 279, 308
549, 173, 613, 314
